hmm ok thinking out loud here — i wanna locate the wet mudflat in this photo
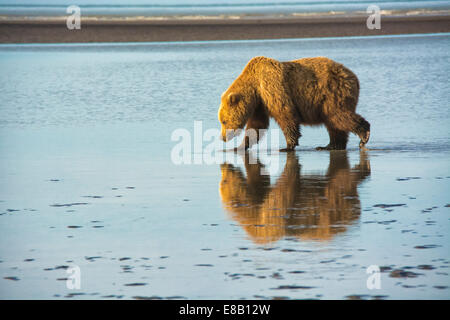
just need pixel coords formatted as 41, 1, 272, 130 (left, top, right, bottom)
0, 144, 448, 299
0, 33, 449, 299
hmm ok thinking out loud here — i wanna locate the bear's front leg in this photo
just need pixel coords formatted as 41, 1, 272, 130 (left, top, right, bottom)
234, 104, 270, 151
316, 125, 349, 150
279, 120, 301, 152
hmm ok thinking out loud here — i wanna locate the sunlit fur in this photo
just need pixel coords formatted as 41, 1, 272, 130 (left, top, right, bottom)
218, 56, 370, 150
219, 151, 371, 243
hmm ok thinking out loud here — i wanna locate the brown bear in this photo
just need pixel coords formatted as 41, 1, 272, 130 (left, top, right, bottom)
218, 56, 370, 151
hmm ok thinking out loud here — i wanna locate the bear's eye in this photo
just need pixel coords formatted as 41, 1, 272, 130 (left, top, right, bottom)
222, 120, 227, 125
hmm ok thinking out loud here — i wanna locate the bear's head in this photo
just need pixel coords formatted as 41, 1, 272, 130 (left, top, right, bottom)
218, 91, 256, 142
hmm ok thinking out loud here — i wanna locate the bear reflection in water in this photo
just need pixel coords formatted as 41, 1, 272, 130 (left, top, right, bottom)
219, 151, 370, 243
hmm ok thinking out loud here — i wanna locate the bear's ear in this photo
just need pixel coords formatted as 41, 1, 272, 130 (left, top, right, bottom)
228, 93, 241, 106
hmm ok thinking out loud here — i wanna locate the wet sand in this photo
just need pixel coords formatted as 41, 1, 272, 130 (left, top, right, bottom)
0, 14, 449, 43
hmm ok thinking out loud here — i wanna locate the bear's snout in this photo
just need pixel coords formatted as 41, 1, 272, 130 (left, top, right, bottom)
221, 127, 235, 142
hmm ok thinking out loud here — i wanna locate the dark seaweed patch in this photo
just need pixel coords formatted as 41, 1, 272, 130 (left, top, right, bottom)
51, 203, 89, 207
272, 285, 314, 290
373, 203, 406, 208
119, 257, 131, 261
389, 269, 422, 278
85, 256, 102, 262
414, 244, 441, 249
417, 265, 436, 270
133, 296, 162, 300
124, 283, 147, 286
3, 276, 19, 281
433, 286, 448, 289
396, 177, 421, 181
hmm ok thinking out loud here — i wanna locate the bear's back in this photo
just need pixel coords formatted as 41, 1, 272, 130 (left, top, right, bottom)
281, 57, 359, 120
287, 56, 355, 84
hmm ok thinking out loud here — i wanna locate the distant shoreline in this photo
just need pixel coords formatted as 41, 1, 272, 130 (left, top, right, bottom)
1, 11, 449, 43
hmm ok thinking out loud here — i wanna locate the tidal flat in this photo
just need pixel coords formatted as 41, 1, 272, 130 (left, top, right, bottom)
0, 33, 449, 299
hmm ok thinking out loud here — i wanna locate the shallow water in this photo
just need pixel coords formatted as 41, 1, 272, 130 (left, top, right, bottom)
1, 0, 449, 16
0, 34, 449, 299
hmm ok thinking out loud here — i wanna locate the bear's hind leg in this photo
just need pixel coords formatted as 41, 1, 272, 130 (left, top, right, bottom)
316, 125, 349, 150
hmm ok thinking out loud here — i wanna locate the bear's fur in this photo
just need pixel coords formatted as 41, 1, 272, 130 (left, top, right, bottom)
219, 151, 371, 243
218, 56, 370, 150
